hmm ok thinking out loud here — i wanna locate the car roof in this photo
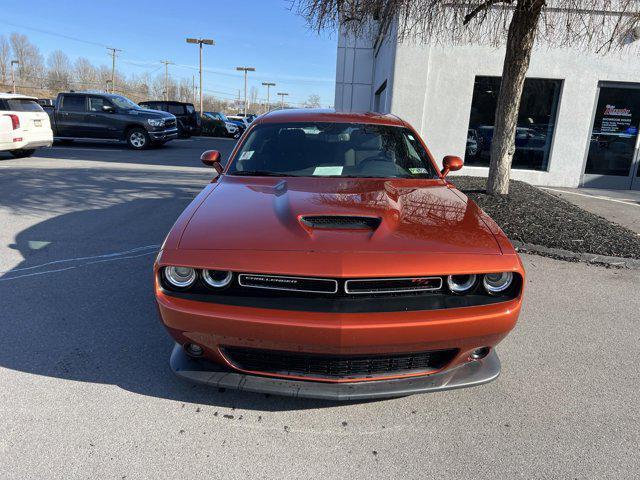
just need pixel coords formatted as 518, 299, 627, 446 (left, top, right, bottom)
0, 93, 38, 101
256, 109, 406, 127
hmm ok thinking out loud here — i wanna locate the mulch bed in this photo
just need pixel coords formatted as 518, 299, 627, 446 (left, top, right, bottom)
450, 176, 640, 260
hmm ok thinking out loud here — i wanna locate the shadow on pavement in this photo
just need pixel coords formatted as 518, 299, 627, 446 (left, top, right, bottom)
0, 168, 343, 411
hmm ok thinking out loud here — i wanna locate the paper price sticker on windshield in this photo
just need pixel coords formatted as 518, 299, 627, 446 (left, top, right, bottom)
239, 151, 254, 160
313, 166, 343, 176
409, 168, 428, 174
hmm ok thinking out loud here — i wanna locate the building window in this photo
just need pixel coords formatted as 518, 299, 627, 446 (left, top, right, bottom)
374, 81, 387, 113
466, 76, 562, 171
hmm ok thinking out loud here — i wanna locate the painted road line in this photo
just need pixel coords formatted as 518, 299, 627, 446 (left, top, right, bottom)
542, 187, 640, 208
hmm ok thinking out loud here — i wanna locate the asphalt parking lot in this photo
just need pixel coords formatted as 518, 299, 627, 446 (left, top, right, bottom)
1, 138, 638, 479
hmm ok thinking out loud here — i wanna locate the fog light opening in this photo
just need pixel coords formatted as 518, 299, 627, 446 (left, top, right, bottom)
470, 347, 490, 360
184, 343, 204, 357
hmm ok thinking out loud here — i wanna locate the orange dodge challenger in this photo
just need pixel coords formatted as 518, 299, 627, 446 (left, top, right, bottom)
155, 110, 524, 400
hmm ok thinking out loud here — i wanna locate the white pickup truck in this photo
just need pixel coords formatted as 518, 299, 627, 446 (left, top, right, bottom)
0, 93, 53, 158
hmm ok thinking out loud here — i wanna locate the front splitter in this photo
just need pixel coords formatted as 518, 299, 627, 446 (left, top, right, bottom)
169, 343, 501, 401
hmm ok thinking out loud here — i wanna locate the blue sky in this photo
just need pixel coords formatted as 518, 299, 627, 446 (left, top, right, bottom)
0, 0, 337, 107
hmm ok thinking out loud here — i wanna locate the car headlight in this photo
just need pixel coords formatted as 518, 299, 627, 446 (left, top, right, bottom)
202, 270, 233, 288
225, 122, 237, 132
163, 266, 196, 288
483, 272, 513, 295
447, 274, 477, 294
147, 118, 165, 127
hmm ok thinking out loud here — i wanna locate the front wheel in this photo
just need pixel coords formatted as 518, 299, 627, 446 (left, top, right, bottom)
10, 149, 36, 158
126, 128, 150, 150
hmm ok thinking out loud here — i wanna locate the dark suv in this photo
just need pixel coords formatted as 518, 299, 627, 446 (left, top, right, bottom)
46, 93, 178, 149
138, 101, 201, 138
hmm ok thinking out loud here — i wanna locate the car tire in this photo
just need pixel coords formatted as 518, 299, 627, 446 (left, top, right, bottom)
9, 149, 36, 158
126, 128, 150, 150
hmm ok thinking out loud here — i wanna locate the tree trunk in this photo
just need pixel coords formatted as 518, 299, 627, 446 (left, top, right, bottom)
486, 0, 545, 195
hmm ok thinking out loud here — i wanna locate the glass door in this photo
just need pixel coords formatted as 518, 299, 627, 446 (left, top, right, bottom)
582, 83, 640, 189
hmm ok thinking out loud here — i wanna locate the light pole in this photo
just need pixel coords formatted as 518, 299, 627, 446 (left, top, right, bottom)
160, 60, 173, 101
277, 92, 289, 109
261, 81, 275, 113
186, 37, 215, 116
10, 60, 19, 94
107, 47, 122, 93
236, 66, 255, 116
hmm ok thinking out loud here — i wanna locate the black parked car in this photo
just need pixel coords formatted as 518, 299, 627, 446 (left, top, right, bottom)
138, 101, 201, 138
201, 111, 240, 138
46, 92, 178, 149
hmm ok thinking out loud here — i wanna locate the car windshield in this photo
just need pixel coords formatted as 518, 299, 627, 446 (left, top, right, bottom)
5, 98, 44, 112
111, 95, 141, 110
228, 122, 439, 179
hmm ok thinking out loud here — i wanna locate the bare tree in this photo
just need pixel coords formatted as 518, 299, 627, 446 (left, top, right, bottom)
0, 35, 10, 87
74, 57, 98, 90
47, 50, 73, 92
9, 32, 44, 89
304, 93, 321, 108
294, 0, 640, 194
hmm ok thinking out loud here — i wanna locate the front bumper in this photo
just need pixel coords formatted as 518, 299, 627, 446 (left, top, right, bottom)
170, 343, 501, 400
149, 127, 178, 141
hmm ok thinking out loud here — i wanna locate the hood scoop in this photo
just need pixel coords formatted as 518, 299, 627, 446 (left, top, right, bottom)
300, 215, 381, 230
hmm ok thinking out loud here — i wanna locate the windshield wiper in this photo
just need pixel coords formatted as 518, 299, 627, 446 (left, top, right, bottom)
231, 170, 298, 177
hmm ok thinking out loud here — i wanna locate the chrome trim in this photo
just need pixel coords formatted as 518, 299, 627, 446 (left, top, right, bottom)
238, 274, 339, 294
344, 276, 443, 295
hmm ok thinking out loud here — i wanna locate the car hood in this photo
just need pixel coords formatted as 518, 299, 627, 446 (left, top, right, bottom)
179, 176, 502, 255
131, 108, 175, 119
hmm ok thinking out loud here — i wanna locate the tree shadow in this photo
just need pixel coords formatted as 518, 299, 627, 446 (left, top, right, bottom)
0, 168, 346, 411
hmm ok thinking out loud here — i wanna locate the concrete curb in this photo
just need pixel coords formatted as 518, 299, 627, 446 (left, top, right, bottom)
512, 241, 640, 270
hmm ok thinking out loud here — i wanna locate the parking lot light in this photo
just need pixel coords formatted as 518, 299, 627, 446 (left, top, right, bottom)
186, 38, 215, 116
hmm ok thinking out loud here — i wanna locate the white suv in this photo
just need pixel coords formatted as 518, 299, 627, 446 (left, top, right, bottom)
0, 93, 53, 158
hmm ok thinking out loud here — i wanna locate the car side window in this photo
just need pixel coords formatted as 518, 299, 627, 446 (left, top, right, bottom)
167, 104, 185, 115
88, 97, 112, 112
60, 95, 87, 112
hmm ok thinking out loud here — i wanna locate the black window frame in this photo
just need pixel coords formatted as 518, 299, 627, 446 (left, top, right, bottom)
465, 76, 563, 172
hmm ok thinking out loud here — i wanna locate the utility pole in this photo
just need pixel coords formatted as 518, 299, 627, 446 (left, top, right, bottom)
192, 75, 196, 103
186, 37, 215, 116
277, 92, 289, 109
261, 82, 275, 113
236, 66, 255, 117
107, 47, 122, 94
160, 60, 173, 101
10, 60, 19, 94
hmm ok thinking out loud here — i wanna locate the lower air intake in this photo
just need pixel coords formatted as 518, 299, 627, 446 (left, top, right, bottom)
221, 346, 458, 380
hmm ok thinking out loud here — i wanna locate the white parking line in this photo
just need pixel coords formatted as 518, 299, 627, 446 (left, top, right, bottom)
542, 187, 640, 208
0, 245, 160, 280
48, 147, 126, 152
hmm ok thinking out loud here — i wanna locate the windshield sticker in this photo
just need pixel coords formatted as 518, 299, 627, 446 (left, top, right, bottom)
239, 151, 254, 160
313, 166, 343, 176
409, 167, 428, 174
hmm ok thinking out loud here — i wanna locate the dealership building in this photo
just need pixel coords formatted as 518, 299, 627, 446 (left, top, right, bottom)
334, 21, 640, 190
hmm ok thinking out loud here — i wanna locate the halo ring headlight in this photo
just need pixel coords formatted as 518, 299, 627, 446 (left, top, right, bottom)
202, 270, 233, 289
447, 274, 477, 294
164, 266, 196, 288
483, 272, 514, 294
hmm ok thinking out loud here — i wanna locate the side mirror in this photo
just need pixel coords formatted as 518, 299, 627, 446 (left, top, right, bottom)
102, 105, 115, 113
441, 155, 463, 177
201, 150, 223, 174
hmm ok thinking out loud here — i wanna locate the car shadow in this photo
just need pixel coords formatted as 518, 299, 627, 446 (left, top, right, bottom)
0, 168, 346, 411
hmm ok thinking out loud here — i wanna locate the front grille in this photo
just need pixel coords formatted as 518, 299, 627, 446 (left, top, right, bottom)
165, 119, 176, 128
238, 274, 338, 293
221, 346, 458, 380
300, 215, 381, 230
345, 277, 443, 294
